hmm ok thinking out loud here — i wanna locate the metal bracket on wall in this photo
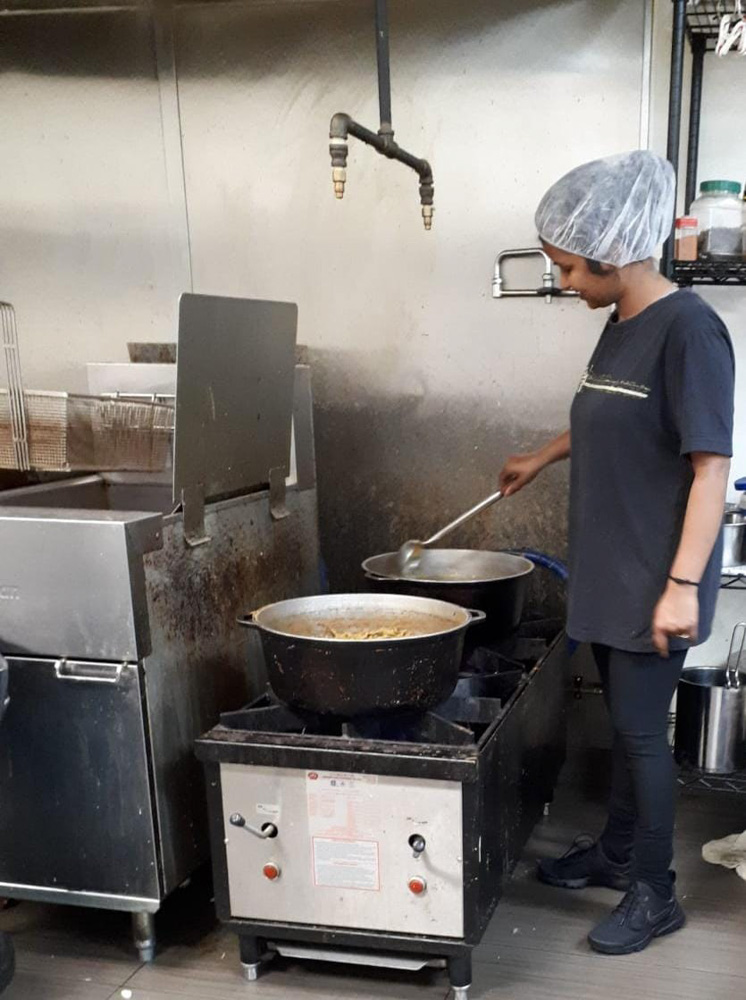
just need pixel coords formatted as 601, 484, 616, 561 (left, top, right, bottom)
182, 485, 210, 547
269, 467, 289, 521
492, 248, 578, 304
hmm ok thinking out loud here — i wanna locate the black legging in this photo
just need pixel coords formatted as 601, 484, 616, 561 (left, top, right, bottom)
592, 644, 686, 896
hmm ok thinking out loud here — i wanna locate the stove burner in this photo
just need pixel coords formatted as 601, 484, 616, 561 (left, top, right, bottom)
217, 620, 562, 748
341, 709, 477, 744
464, 633, 550, 673
218, 693, 499, 745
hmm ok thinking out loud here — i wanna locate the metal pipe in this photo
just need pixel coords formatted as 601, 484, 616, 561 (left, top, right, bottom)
328, 0, 433, 229
661, 0, 687, 277
340, 115, 432, 178
344, 115, 380, 147
375, 0, 393, 134
685, 35, 705, 212
390, 144, 432, 180
329, 113, 433, 228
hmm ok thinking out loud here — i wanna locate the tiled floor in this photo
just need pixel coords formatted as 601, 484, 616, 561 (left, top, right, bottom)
1, 778, 745, 1000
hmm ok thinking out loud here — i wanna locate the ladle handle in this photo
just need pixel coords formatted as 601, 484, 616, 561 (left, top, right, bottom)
423, 490, 504, 547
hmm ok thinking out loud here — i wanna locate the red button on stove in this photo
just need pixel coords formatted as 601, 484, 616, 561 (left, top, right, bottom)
263, 862, 281, 881
408, 876, 427, 895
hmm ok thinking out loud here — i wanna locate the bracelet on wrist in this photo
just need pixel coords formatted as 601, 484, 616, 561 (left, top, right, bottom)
668, 575, 700, 588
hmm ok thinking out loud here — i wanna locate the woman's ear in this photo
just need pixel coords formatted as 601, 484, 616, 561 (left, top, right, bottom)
585, 258, 616, 276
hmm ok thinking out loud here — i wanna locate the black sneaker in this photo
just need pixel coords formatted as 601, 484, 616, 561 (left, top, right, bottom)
537, 836, 632, 891
588, 878, 686, 955
0, 931, 14, 995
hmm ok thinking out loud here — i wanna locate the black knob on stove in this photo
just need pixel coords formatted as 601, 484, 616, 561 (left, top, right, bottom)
409, 834, 426, 856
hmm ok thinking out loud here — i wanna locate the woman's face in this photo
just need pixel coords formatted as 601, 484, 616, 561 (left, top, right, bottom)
542, 242, 622, 309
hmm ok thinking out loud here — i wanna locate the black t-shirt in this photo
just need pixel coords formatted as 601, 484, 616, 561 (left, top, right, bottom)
568, 289, 734, 653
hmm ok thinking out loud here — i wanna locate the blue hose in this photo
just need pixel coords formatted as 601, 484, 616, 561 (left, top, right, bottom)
509, 548, 569, 582
319, 558, 331, 595
507, 549, 577, 655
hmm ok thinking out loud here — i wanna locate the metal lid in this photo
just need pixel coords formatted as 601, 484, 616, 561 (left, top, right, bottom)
699, 180, 741, 195
173, 294, 297, 518
362, 549, 534, 584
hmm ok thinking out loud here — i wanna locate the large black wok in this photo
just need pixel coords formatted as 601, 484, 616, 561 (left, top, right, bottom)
362, 549, 534, 646
238, 592, 485, 717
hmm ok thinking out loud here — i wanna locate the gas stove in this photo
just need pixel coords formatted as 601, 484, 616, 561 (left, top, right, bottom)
196, 620, 567, 999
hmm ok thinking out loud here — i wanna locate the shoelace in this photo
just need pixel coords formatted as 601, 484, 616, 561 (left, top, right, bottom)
612, 883, 642, 924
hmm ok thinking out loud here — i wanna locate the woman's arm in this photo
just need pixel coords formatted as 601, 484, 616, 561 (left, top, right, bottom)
499, 430, 571, 497
652, 452, 730, 656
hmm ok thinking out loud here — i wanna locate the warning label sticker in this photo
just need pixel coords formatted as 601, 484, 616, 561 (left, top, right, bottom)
306, 772, 380, 891
306, 771, 378, 838
312, 837, 380, 891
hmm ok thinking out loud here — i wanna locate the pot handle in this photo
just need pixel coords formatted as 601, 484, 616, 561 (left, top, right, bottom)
725, 622, 746, 688
237, 612, 260, 630
465, 608, 487, 627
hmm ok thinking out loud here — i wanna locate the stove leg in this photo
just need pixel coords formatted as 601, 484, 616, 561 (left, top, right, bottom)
243, 963, 260, 983
448, 954, 471, 1000
132, 911, 156, 964
239, 936, 266, 983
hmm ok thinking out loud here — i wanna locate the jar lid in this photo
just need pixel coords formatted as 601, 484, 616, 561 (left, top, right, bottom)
700, 180, 741, 195
676, 216, 697, 227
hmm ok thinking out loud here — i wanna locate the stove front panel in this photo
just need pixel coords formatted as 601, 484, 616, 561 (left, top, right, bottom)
220, 763, 464, 937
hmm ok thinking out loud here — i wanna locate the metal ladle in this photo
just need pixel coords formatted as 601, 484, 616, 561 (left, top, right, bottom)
396, 489, 504, 574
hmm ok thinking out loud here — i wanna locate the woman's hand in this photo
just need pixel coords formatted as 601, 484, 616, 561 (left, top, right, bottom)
652, 452, 728, 657
651, 581, 699, 657
499, 453, 545, 497
499, 430, 571, 497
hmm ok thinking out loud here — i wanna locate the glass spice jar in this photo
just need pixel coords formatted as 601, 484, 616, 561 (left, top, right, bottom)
674, 217, 698, 261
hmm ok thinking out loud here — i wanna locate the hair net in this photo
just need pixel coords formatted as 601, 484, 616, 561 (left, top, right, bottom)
535, 150, 675, 267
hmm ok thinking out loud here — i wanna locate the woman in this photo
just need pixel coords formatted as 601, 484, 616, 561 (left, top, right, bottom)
499, 151, 734, 956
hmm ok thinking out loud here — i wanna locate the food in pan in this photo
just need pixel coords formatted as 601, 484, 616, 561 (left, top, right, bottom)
276, 612, 456, 640
320, 625, 414, 640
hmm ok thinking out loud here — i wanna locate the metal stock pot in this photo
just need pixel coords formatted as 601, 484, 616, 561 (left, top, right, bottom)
362, 549, 533, 644
675, 623, 746, 774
